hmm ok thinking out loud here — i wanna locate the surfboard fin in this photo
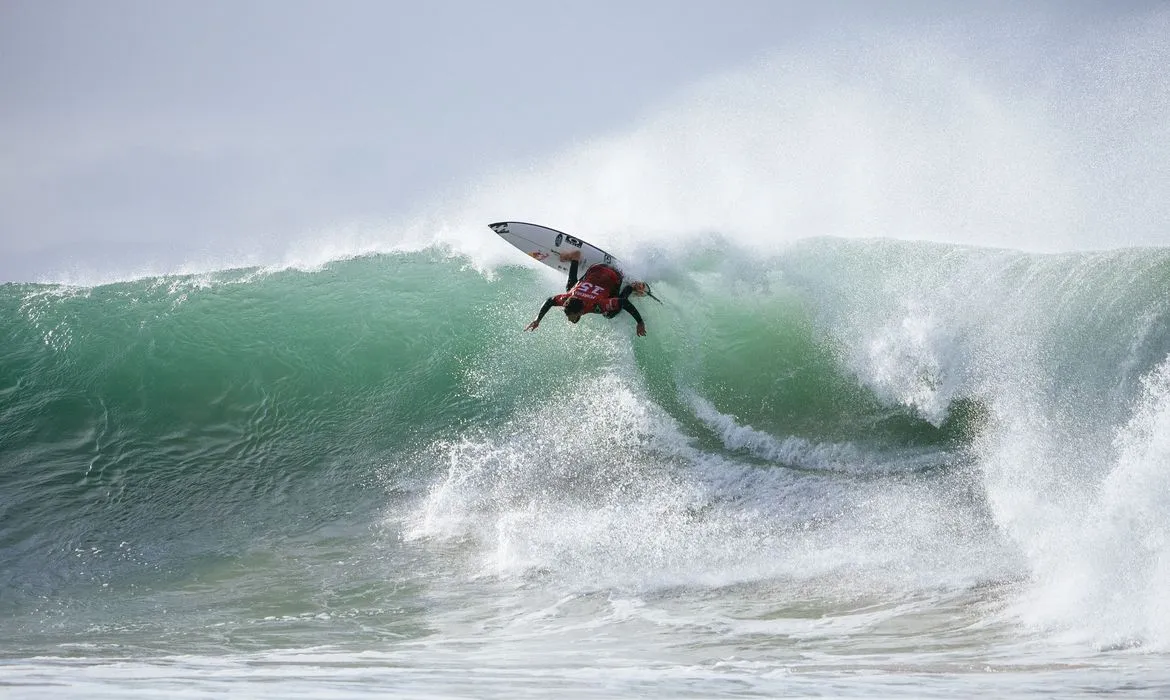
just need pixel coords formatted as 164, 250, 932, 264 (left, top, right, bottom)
638, 282, 663, 304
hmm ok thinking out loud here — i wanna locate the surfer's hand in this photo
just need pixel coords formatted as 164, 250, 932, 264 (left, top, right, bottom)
525, 321, 539, 331
636, 323, 646, 337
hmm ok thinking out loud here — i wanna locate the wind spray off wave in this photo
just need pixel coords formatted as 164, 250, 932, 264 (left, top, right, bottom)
5, 9, 1170, 695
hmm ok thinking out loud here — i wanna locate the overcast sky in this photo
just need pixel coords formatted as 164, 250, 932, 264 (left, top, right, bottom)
2, 1, 1167, 282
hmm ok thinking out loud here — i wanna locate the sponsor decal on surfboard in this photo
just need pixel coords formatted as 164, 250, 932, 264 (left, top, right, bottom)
489, 221, 659, 303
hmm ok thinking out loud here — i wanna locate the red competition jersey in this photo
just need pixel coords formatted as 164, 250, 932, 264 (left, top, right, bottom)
553, 264, 623, 315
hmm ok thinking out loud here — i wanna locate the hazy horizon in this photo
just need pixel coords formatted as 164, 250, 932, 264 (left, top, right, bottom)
3, 1, 1168, 283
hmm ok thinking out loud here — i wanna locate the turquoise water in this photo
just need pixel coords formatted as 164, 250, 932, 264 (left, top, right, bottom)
2, 238, 1170, 697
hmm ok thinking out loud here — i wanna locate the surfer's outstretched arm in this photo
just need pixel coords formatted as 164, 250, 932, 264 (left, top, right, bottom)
526, 297, 557, 331
622, 299, 647, 337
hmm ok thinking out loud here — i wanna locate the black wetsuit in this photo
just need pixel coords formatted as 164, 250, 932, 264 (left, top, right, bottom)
532, 259, 645, 326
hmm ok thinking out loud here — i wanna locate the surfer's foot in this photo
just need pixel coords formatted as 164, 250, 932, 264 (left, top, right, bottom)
558, 250, 583, 262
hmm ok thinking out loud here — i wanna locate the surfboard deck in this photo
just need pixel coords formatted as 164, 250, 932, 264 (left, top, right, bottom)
489, 221, 622, 276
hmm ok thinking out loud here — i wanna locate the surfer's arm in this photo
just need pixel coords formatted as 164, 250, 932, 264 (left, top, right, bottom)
559, 250, 582, 290
621, 299, 647, 336
565, 259, 580, 291
525, 297, 558, 331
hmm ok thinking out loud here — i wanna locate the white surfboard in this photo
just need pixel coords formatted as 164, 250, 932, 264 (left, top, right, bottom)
489, 221, 622, 276
490, 221, 662, 304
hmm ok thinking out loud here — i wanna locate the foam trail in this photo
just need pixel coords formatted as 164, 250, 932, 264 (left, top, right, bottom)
683, 390, 945, 475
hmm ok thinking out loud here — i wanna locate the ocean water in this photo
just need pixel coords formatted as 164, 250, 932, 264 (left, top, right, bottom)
6, 5, 1170, 694
3, 237, 1170, 697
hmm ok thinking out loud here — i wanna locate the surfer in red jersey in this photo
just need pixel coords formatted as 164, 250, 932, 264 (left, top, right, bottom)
525, 250, 649, 336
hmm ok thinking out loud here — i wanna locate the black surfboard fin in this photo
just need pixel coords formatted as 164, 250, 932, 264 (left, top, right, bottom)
643, 283, 663, 304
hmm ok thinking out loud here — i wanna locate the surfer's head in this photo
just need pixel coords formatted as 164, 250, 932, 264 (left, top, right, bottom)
563, 297, 584, 323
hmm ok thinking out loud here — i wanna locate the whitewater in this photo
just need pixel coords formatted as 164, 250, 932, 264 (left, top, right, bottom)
4, 14, 1170, 699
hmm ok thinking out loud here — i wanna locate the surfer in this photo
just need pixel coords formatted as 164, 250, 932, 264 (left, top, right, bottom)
525, 251, 648, 336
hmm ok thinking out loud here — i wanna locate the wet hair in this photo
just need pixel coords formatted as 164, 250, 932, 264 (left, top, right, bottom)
563, 298, 584, 315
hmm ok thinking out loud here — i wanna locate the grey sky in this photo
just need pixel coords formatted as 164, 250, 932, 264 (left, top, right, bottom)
2, 1, 1167, 282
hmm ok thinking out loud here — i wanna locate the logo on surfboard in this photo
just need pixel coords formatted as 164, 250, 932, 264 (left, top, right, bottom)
553, 232, 584, 249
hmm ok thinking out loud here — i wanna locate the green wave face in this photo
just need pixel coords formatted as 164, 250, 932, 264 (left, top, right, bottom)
3, 237, 1170, 644
0, 252, 525, 596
